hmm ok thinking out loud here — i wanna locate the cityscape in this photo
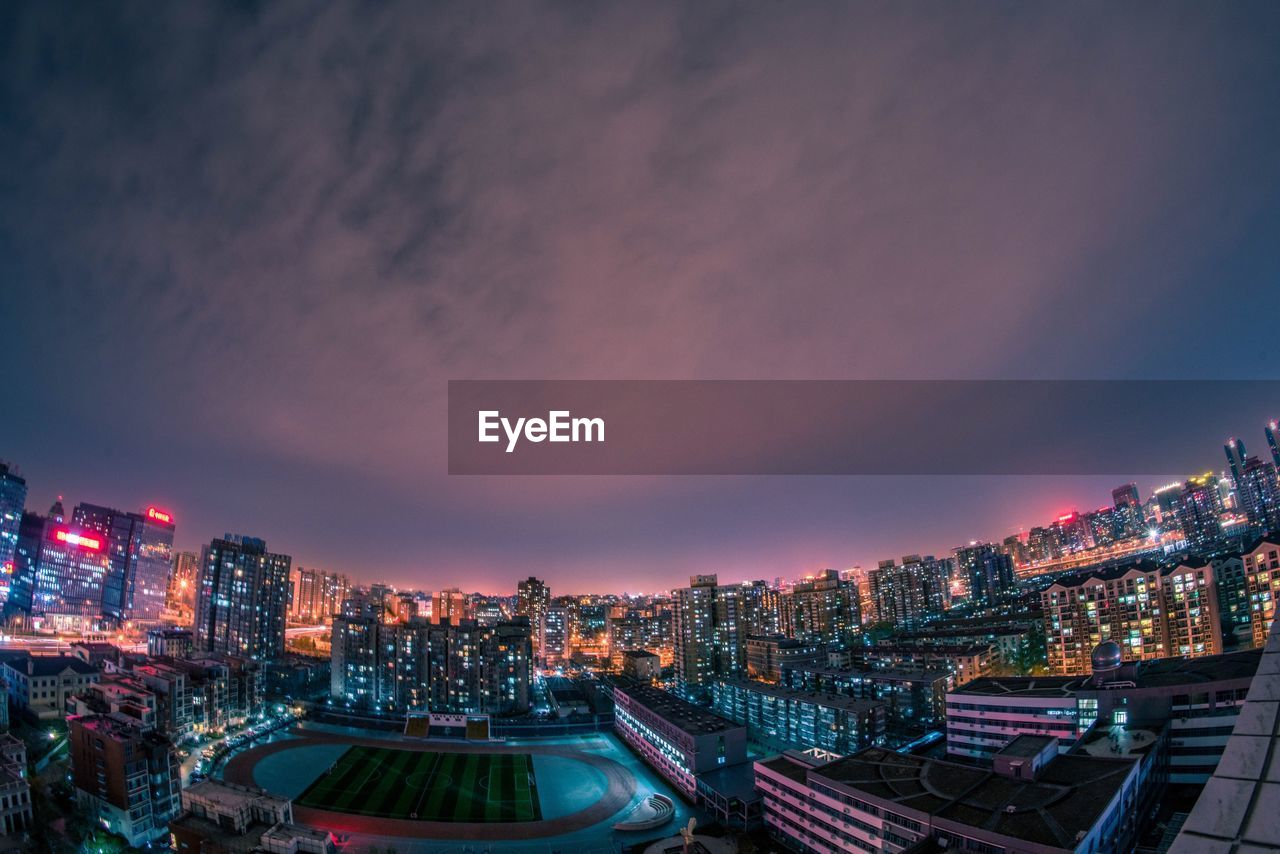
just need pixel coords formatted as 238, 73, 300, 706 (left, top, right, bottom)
5, 3, 1280, 853
0, 417, 1278, 852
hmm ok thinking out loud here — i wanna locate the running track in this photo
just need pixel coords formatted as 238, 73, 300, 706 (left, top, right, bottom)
222, 728, 639, 841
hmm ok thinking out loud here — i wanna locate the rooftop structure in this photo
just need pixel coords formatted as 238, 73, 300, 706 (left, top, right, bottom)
615, 683, 739, 736
757, 744, 1149, 853
1169, 611, 1280, 851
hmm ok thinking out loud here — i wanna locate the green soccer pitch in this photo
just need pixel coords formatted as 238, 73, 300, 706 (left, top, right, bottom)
294, 745, 543, 823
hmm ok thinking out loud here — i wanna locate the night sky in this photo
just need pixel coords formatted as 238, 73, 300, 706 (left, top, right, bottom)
2, 3, 1279, 593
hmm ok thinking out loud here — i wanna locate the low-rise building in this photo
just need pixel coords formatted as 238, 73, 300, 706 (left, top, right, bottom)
1, 654, 99, 721
757, 739, 1151, 854
1168, 602, 1280, 852
712, 678, 886, 756
68, 714, 180, 846
68, 641, 120, 669
544, 676, 591, 717
781, 663, 952, 734
68, 675, 158, 730
147, 627, 194, 659
946, 641, 1260, 783
849, 641, 998, 686
0, 734, 31, 838
613, 682, 747, 799
620, 649, 660, 681
170, 780, 334, 853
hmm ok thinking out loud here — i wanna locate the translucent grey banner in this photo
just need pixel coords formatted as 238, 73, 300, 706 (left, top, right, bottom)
447, 380, 1280, 475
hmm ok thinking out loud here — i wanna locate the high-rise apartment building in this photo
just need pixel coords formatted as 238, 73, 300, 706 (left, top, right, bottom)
291, 566, 350, 623
1112, 482, 1144, 536
194, 536, 291, 660
330, 615, 532, 714
516, 576, 550, 661
1237, 456, 1280, 532
1041, 559, 1222, 673
672, 574, 720, 697
672, 576, 782, 697
544, 602, 570, 663
868, 555, 951, 630
73, 503, 176, 623
1176, 474, 1224, 553
780, 569, 860, 645
0, 462, 27, 604
953, 542, 1015, 608
1242, 534, 1280, 648
431, 588, 472, 624
608, 609, 673, 667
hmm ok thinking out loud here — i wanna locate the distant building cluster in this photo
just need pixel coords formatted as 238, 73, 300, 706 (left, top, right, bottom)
329, 613, 532, 714
0, 417, 1275, 851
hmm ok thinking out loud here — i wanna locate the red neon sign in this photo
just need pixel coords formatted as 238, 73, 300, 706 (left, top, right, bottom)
54, 529, 103, 551
146, 507, 173, 524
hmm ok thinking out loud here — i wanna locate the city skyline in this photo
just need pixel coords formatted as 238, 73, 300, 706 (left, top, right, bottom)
5, 415, 1276, 596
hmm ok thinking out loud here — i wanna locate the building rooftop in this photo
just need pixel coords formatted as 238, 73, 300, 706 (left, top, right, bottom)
259, 822, 330, 846
756, 753, 812, 784
616, 684, 740, 735
955, 648, 1262, 698
6, 654, 98, 677
952, 675, 1084, 698
69, 641, 119, 654
999, 734, 1057, 758
784, 663, 953, 683
812, 747, 1138, 849
622, 649, 660, 659
69, 713, 165, 744
1169, 616, 1280, 852
181, 779, 291, 820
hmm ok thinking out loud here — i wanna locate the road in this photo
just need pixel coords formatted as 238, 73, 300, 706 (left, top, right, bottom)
0, 624, 330, 655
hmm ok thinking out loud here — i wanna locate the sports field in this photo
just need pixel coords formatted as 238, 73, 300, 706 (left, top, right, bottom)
294, 746, 542, 822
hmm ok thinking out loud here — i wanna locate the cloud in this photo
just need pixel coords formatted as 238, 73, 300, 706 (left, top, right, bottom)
1, 1, 1278, 587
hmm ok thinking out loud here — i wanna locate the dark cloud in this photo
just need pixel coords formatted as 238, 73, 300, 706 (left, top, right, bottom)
2, 2, 1279, 590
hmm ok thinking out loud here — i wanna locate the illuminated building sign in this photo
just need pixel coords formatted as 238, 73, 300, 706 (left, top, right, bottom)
146, 507, 173, 524
52, 529, 103, 551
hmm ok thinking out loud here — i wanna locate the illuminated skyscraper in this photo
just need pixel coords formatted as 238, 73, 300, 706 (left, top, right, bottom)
1267, 421, 1280, 469
673, 575, 718, 697
1238, 456, 1280, 532
0, 463, 27, 604
1226, 438, 1248, 492
1111, 482, 1145, 538
868, 555, 950, 631
5, 511, 111, 630
781, 569, 860, 645
544, 602, 569, 663
72, 503, 175, 623
291, 566, 350, 623
194, 536, 291, 660
953, 542, 1015, 607
516, 576, 550, 661
1176, 474, 1224, 553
